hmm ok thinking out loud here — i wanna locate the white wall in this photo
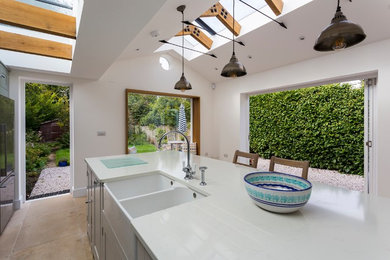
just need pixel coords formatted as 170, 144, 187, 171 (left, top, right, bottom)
8, 53, 215, 202
213, 38, 390, 198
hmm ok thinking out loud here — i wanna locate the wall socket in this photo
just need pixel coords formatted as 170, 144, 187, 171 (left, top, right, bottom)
223, 154, 228, 158
97, 131, 106, 136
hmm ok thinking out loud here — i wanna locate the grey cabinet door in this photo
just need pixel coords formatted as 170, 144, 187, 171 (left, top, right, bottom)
93, 174, 102, 260
102, 214, 127, 260
87, 168, 92, 244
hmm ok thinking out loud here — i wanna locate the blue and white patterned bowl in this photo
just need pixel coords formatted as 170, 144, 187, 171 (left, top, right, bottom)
244, 172, 312, 213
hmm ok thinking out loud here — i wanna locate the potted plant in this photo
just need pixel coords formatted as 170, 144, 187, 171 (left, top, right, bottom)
58, 158, 68, 167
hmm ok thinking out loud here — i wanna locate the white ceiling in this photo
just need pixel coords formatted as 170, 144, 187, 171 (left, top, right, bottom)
70, 0, 167, 79
4, 0, 389, 81
116, 0, 390, 83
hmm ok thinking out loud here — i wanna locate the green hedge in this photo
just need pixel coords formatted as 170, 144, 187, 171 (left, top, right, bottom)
249, 83, 364, 175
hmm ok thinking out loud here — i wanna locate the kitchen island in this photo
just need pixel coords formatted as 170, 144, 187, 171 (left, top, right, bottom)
85, 151, 390, 260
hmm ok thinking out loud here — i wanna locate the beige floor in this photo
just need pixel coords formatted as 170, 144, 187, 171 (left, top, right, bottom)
0, 194, 93, 260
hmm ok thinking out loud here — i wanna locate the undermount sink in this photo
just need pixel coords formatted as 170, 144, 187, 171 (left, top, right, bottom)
105, 171, 173, 200
121, 187, 205, 218
105, 171, 206, 219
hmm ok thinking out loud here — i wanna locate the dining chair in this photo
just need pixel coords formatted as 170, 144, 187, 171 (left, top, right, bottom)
233, 150, 259, 168
269, 156, 310, 180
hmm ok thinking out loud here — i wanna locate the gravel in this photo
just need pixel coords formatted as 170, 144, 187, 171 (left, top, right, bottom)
257, 158, 364, 192
30, 166, 70, 197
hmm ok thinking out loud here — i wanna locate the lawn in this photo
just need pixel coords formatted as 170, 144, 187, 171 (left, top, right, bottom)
132, 144, 157, 153
56, 148, 70, 165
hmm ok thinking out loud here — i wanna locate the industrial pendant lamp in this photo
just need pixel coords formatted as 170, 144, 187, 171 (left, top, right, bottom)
221, 0, 246, 78
314, 0, 366, 51
174, 5, 192, 91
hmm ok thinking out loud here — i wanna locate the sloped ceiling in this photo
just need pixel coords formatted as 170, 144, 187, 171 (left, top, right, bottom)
117, 0, 390, 83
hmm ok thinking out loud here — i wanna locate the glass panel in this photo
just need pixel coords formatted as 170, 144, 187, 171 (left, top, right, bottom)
127, 93, 192, 154
199, 0, 267, 33
16, 0, 74, 15
35, 0, 73, 9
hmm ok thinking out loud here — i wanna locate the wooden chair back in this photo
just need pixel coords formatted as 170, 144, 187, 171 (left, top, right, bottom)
269, 156, 310, 179
233, 150, 259, 168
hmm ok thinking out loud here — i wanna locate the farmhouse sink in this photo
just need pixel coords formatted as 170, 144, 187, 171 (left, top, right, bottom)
105, 171, 173, 200
120, 187, 206, 218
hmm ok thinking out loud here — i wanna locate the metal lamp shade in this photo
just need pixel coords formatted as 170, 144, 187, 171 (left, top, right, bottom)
221, 52, 247, 78
174, 73, 192, 91
314, 10, 366, 51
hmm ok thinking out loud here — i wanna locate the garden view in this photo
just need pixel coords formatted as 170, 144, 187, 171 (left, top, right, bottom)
250, 82, 364, 177
25, 83, 70, 199
127, 93, 191, 153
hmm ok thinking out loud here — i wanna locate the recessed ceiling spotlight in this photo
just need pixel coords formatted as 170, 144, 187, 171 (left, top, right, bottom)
136, 48, 140, 51
299, 36, 305, 41
248, 55, 253, 59
150, 30, 160, 38
214, 67, 218, 70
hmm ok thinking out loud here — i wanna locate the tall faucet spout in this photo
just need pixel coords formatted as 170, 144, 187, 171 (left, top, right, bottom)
158, 130, 192, 179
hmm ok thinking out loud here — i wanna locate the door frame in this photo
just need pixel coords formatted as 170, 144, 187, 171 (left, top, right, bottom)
241, 72, 378, 194
364, 78, 377, 194
20, 78, 73, 202
125, 89, 201, 155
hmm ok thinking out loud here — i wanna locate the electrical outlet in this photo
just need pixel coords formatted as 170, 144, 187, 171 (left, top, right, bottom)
223, 154, 228, 158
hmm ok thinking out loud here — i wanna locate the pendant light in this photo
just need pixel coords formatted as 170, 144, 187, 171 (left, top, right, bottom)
174, 5, 192, 91
221, 0, 246, 78
314, 0, 366, 51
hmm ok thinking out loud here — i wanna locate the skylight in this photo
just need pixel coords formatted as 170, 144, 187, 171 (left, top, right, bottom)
17, 0, 74, 15
199, 0, 267, 34
0, 0, 82, 73
155, 0, 313, 61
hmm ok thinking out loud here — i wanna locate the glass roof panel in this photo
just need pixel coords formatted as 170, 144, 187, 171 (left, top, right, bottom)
16, 0, 74, 15
199, 0, 267, 33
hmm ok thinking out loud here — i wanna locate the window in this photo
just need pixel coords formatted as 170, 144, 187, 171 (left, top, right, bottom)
126, 90, 200, 155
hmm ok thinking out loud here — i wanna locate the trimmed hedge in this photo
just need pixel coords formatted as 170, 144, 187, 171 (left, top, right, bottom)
249, 83, 364, 175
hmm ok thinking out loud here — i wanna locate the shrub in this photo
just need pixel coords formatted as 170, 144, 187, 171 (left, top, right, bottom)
58, 131, 70, 148
26, 144, 49, 172
128, 126, 148, 146
249, 83, 364, 175
155, 128, 167, 144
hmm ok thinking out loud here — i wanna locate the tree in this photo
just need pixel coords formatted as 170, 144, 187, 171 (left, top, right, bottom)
25, 83, 69, 131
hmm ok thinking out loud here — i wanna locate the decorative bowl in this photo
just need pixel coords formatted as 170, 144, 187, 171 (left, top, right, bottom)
244, 172, 312, 213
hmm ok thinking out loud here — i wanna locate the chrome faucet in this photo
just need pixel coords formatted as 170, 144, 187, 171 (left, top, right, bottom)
158, 130, 194, 180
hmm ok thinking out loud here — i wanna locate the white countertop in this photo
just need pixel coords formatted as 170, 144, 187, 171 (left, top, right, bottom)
85, 151, 390, 260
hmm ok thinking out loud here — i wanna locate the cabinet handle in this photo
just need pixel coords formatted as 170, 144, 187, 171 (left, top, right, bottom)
0, 74, 5, 79
85, 200, 92, 204
93, 180, 99, 185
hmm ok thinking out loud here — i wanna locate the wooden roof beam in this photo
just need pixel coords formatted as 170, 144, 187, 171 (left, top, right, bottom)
200, 2, 241, 36
265, 0, 284, 16
0, 0, 76, 39
0, 30, 72, 60
176, 25, 213, 50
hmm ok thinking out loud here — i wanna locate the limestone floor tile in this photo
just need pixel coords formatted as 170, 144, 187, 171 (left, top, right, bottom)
0, 225, 21, 259
13, 204, 86, 252
26, 194, 75, 219
73, 196, 88, 209
1, 194, 91, 260
10, 233, 92, 260
6, 204, 30, 229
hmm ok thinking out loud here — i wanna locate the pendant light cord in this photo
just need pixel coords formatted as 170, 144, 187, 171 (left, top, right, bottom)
181, 10, 185, 75
336, 0, 341, 11
232, 0, 235, 54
